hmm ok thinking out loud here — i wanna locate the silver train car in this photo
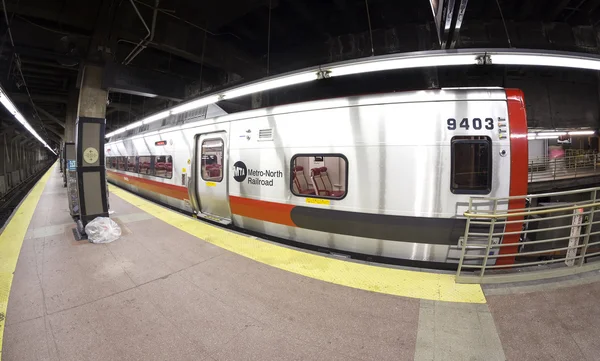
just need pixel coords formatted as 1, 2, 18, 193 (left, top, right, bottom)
105, 88, 528, 265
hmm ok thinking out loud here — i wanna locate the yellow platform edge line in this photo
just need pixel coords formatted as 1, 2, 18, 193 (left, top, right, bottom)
0, 165, 54, 360
109, 185, 486, 304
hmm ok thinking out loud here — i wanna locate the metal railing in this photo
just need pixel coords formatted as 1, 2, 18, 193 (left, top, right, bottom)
528, 152, 599, 183
456, 186, 600, 283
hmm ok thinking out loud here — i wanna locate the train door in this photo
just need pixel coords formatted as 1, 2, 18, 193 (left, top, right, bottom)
194, 132, 232, 224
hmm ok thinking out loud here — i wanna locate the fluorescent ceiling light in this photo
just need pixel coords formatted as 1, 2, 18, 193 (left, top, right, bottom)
125, 120, 143, 131
142, 110, 170, 124
224, 72, 318, 100
491, 53, 600, 71
171, 95, 221, 115
104, 49, 600, 140
0, 94, 18, 115
568, 130, 595, 135
106, 127, 127, 138
327, 53, 480, 77
537, 132, 567, 137
15, 112, 28, 126
0, 86, 54, 153
534, 135, 560, 140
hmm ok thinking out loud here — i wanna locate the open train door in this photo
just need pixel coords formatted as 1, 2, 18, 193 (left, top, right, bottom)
192, 131, 232, 225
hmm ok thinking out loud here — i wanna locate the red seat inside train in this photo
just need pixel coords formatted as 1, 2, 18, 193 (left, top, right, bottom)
311, 167, 345, 197
205, 163, 222, 178
293, 166, 315, 195
140, 161, 150, 173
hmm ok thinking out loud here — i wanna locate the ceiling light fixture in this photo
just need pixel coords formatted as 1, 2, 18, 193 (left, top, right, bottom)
537, 132, 567, 137
568, 130, 595, 136
326, 53, 481, 77
489, 52, 600, 71
142, 110, 170, 125
532, 135, 560, 140
170, 95, 222, 115
223, 72, 319, 100
0, 87, 55, 154
106, 49, 600, 140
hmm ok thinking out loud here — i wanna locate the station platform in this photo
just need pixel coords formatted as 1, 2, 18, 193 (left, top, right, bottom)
1, 164, 600, 361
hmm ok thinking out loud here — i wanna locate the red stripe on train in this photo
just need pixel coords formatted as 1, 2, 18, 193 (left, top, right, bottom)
497, 89, 528, 265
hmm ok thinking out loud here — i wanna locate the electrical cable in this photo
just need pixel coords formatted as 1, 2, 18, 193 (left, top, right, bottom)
267, 0, 272, 75
365, 0, 375, 56
1, 0, 53, 147
494, 0, 512, 48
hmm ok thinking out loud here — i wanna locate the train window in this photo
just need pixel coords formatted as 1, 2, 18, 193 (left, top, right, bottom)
117, 157, 126, 171
451, 136, 492, 194
154, 155, 173, 179
201, 139, 224, 182
290, 154, 348, 200
138, 156, 152, 175
126, 156, 136, 172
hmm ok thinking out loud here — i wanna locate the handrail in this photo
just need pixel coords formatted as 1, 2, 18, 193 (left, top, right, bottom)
527, 152, 599, 184
464, 202, 600, 219
471, 186, 600, 201
456, 186, 600, 284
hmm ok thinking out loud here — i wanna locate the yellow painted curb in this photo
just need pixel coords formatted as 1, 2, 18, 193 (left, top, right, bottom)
110, 185, 486, 304
0, 165, 54, 360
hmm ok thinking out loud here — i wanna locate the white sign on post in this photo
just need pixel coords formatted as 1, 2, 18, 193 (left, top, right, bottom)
565, 208, 584, 267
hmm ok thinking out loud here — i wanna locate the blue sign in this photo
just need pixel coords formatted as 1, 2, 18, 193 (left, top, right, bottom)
67, 160, 76, 171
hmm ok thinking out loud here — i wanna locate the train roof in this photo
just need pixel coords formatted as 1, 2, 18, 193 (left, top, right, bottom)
107, 87, 510, 142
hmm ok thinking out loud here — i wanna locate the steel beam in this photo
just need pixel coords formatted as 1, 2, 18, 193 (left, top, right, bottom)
41, 123, 64, 139
288, 0, 329, 39
10, 93, 68, 104
450, 0, 469, 49
13, 46, 80, 67
547, 0, 572, 21
103, 61, 186, 101
582, 0, 600, 15
34, 106, 66, 128
105, 105, 140, 118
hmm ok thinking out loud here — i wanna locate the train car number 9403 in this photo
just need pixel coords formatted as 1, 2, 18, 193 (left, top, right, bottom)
447, 118, 494, 130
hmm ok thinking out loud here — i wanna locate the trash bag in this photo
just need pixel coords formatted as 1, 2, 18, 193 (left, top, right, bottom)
85, 217, 121, 244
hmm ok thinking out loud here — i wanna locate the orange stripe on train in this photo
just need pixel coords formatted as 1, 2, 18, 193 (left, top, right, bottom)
107, 170, 189, 200
229, 196, 296, 227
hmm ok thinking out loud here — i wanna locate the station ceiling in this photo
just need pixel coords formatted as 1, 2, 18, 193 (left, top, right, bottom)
2, 0, 600, 146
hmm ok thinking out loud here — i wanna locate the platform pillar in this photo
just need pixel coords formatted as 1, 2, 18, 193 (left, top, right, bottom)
74, 65, 108, 237
65, 87, 79, 143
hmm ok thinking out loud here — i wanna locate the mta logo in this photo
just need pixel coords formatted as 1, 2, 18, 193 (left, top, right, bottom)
233, 161, 247, 182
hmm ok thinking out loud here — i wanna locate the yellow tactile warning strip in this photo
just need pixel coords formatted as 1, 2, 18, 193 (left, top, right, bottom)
110, 185, 486, 304
0, 166, 53, 359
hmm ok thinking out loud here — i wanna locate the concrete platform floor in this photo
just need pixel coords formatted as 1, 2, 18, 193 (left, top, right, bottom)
2, 166, 600, 361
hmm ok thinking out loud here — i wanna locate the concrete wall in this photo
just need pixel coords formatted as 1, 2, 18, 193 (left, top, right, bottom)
506, 73, 600, 129
0, 134, 52, 195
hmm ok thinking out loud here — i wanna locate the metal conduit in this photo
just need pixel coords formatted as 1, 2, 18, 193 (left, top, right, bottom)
123, 0, 159, 65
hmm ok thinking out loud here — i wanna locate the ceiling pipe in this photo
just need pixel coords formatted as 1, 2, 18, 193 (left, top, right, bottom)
123, 0, 151, 65
123, 0, 159, 65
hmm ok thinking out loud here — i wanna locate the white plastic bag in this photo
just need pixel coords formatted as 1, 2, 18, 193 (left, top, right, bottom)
85, 217, 121, 244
